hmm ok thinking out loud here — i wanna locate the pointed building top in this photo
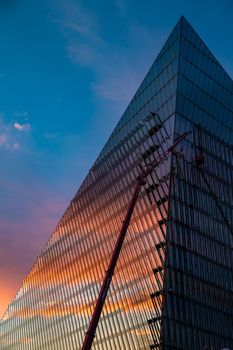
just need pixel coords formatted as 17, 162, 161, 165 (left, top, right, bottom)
93, 16, 233, 167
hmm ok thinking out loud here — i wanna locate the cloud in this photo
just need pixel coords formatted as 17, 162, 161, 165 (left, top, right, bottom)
115, 0, 127, 17
0, 115, 31, 151
50, 0, 165, 111
71, 23, 162, 108
54, 0, 100, 37
14, 122, 31, 132
43, 132, 59, 140
13, 111, 29, 118
0, 133, 7, 145
6, 142, 20, 150
50, 0, 103, 68
91, 67, 141, 104
67, 42, 96, 66
0, 136, 20, 151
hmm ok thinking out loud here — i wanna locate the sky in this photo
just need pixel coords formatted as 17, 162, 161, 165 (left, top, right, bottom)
0, 0, 233, 319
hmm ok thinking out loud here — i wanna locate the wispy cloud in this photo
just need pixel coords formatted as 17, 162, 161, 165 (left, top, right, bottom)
13, 111, 29, 118
0, 133, 7, 145
0, 114, 31, 151
14, 122, 31, 132
67, 41, 98, 66
51, 0, 103, 68
50, 0, 102, 51
115, 0, 127, 17
53, 0, 98, 36
50, 0, 165, 111
43, 131, 59, 140
0, 117, 19, 151
6, 142, 20, 150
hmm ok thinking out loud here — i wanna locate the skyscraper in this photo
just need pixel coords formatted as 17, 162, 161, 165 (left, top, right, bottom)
1, 16, 233, 350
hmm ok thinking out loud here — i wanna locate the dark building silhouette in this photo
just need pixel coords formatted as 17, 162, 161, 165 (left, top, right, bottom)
1, 16, 233, 350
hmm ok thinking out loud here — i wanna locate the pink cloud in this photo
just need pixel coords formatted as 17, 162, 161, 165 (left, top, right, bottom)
0, 134, 7, 145
0, 177, 68, 319
14, 122, 31, 132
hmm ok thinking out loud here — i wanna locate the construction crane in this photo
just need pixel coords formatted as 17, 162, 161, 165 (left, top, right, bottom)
194, 124, 233, 239
81, 128, 189, 350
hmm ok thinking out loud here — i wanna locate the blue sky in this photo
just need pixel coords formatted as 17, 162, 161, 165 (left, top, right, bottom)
0, 0, 233, 317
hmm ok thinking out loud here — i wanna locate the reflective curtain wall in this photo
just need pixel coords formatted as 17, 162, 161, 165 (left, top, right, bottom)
162, 122, 233, 350
160, 19, 233, 348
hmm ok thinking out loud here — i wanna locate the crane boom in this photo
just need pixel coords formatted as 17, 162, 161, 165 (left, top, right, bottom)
81, 132, 189, 350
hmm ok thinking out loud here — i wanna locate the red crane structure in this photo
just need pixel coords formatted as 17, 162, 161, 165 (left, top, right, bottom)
81, 131, 189, 350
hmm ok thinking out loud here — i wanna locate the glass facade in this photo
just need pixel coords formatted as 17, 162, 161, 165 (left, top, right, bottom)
160, 18, 233, 349
0, 17, 233, 350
